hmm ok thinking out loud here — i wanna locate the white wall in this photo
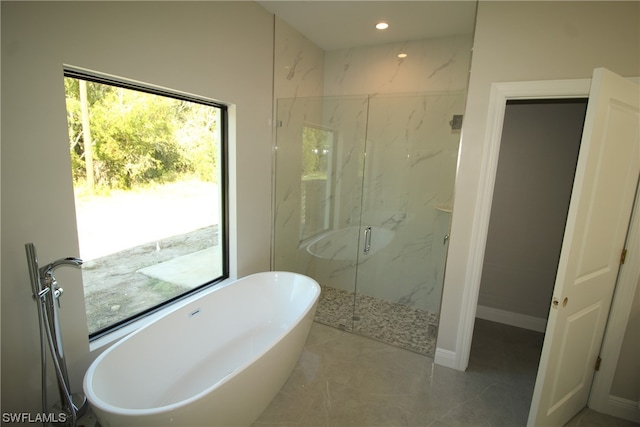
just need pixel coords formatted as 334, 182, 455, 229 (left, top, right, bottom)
437, 0, 640, 381
1, 1, 274, 416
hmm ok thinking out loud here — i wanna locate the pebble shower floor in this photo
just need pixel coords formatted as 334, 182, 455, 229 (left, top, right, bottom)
315, 285, 439, 356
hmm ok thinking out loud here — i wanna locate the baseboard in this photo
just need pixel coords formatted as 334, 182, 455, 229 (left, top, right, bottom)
434, 348, 458, 369
595, 395, 640, 423
476, 305, 547, 333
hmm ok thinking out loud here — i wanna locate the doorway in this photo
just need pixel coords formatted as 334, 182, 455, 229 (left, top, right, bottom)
475, 98, 588, 334
469, 98, 588, 419
449, 70, 640, 426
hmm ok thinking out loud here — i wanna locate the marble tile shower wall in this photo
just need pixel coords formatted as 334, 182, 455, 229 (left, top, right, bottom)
273, 16, 325, 99
323, 35, 473, 96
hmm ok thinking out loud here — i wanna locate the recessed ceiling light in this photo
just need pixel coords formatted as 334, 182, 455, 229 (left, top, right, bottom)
398, 53, 408, 59
375, 22, 389, 30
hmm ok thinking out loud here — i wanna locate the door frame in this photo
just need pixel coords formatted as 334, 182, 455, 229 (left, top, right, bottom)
454, 77, 639, 415
453, 78, 591, 371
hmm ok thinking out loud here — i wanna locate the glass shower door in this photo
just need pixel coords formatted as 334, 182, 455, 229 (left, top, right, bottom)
273, 92, 464, 356
352, 92, 464, 356
273, 95, 368, 332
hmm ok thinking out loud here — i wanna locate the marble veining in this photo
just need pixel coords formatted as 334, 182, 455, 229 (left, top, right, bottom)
274, 17, 324, 99
323, 36, 473, 96
286, 51, 304, 80
428, 54, 457, 79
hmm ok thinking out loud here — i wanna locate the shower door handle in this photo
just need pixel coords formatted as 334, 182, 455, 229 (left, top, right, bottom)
363, 226, 372, 254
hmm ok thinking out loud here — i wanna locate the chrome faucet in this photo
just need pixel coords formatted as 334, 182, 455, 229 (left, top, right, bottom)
25, 244, 87, 427
39, 257, 83, 285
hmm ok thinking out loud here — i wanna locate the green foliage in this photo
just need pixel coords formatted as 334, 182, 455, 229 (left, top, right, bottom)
174, 102, 218, 181
64, 78, 219, 190
65, 78, 87, 182
302, 126, 332, 180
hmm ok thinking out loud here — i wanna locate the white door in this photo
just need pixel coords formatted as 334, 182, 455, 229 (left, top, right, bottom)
527, 68, 640, 426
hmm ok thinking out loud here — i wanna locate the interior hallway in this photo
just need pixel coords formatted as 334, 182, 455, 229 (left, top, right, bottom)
253, 319, 639, 426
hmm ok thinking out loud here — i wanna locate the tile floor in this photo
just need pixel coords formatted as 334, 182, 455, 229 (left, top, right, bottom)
252, 319, 639, 427
566, 408, 640, 427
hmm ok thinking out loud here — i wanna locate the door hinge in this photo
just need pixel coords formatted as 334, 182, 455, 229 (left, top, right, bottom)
620, 248, 627, 265
595, 356, 602, 371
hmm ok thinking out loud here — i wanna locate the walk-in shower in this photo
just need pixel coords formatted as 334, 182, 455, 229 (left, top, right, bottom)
273, 92, 463, 356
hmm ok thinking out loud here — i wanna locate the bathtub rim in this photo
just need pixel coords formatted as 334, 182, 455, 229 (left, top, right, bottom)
83, 271, 320, 417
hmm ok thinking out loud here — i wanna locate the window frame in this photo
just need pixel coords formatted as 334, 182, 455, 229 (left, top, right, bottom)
63, 67, 229, 341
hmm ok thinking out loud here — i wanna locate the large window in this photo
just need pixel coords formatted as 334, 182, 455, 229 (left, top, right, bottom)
64, 69, 227, 338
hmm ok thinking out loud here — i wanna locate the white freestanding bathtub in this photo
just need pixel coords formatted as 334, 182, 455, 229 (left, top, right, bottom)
83, 271, 320, 427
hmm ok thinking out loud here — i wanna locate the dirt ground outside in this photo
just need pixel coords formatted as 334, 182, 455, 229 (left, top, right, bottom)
75, 180, 221, 334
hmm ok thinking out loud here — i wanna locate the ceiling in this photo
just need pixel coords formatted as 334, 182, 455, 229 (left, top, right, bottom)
257, 1, 477, 51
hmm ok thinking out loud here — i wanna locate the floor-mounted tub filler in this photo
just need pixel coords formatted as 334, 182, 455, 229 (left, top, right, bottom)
25, 243, 88, 426
83, 272, 320, 427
